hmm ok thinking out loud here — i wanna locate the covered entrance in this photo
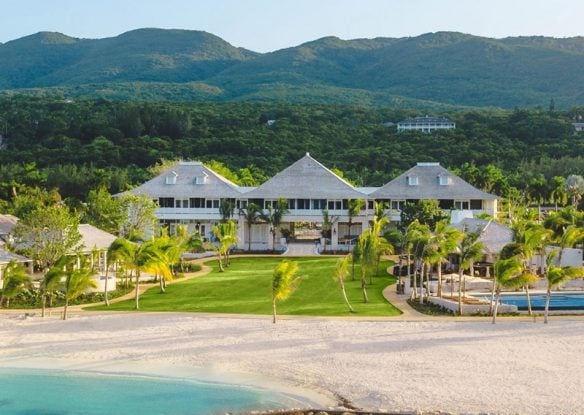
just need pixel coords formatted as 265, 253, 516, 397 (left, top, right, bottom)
289, 221, 322, 242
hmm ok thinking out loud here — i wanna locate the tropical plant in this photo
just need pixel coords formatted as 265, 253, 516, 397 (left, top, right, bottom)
239, 202, 262, 251
333, 254, 355, 313
492, 257, 537, 324
271, 260, 301, 323
321, 209, 338, 252
62, 257, 97, 320
565, 174, 584, 208
211, 220, 238, 272
543, 251, 583, 324
83, 186, 126, 235
0, 261, 31, 308
431, 221, 462, 298
347, 199, 364, 276
219, 198, 236, 222
456, 231, 483, 315
260, 199, 289, 252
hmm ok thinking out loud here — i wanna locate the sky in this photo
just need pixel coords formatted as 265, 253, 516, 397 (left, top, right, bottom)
1, 0, 582, 52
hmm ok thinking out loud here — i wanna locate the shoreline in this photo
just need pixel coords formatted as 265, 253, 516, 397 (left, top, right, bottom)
1, 311, 584, 414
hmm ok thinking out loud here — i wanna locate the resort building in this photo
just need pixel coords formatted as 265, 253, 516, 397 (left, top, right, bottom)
128, 154, 499, 251
397, 116, 455, 133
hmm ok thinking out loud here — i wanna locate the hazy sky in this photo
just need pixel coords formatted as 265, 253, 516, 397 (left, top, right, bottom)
2, 0, 582, 52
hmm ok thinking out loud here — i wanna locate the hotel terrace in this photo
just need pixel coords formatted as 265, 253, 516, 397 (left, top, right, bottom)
128, 154, 498, 251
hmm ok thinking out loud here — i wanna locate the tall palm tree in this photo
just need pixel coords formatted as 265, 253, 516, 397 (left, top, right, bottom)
0, 261, 31, 308
271, 260, 301, 323
409, 222, 432, 300
334, 254, 355, 313
62, 257, 97, 320
260, 198, 289, 252
456, 231, 483, 315
543, 251, 583, 324
347, 199, 364, 279
432, 221, 462, 297
41, 262, 64, 317
219, 198, 236, 222
492, 257, 537, 324
239, 202, 262, 251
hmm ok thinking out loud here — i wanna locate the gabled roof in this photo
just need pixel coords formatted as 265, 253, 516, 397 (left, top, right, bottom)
77, 224, 117, 252
245, 153, 367, 200
370, 162, 498, 200
126, 161, 243, 199
452, 218, 513, 256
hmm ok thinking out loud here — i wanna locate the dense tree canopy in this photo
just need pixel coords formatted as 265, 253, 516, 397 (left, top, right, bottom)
0, 97, 583, 208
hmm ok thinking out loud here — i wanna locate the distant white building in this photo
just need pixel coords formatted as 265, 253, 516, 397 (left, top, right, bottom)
573, 122, 584, 132
397, 116, 455, 133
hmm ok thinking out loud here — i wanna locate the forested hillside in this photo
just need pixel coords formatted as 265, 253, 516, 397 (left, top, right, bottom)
0, 97, 583, 206
1, 29, 584, 108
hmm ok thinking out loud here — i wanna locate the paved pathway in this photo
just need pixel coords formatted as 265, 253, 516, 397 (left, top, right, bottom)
282, 242, 320, 256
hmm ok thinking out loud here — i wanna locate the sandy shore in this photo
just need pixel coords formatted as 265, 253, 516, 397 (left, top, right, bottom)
1, 312, 583, 414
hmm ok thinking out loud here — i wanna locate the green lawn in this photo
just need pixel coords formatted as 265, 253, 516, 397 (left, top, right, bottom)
87, 257, 402, 316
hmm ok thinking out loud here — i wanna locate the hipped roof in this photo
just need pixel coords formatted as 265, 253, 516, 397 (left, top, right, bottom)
371, 163, 498, 200
126, 161, 243, 199
245, 153, 367, 200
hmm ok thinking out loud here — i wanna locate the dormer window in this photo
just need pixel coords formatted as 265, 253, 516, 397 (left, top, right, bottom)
195, 172, 208, 185
165, 171, 178, 185
408, 176, 418, 186
438, 175, 451, 186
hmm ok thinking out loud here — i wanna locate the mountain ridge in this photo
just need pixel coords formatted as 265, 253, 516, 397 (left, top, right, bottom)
1, 28, 583, 108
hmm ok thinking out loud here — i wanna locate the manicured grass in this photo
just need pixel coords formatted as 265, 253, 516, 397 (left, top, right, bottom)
87, 257, 402, 316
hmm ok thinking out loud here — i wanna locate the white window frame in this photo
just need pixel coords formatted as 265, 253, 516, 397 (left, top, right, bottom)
408, 176, 418, 186
391, 200, 406, 211
206, 199, 220, 209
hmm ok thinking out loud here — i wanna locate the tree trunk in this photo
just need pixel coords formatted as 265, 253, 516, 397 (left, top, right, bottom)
340, 279, 355, 313
248, 223, 252, 252
525, 285, 533, 317
104, 262, 110, 306
272, 231, 276, 253
489, 278, 496, 316
412, 262, 418, 300
544, 286, 552, 324
218, 254, 224, 272
159, 274, 165, 293
492, 289, 501, 324
41, 293, 46, 318
272, 299, 277, 324
419, 263, 425, 304
361, 268, 369, 303
134, 271, 140, 310
437, 260, 443, 297
458, 268, 464, 316
63, 298, 68, 320
425, 263, 430, 300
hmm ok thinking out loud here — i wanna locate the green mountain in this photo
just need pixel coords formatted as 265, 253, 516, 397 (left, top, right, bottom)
1, 29, 583, 108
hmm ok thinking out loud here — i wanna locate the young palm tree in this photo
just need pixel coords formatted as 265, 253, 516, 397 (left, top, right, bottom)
347, 199, 364, 279
271, 260, 301, 323
543, 251, 583, 324
260, 199, 289, 252
219, 198, 236, 222
41, 262, 65, 317
62, 257, 97, 320
212, 220, 238, 272
239, 202, 262, 251
492, 257, 537, 324
356, 229, 378, 303
333, 254, 355, 313
321, 209, 338, 253
457, 231, 484, 315
0, 261, 31, 308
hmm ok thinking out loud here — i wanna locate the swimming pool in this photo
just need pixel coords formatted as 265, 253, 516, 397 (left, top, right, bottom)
0, 368, 301, 415
479, 292, 584, 311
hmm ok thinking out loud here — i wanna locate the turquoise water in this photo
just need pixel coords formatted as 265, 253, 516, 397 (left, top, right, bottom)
476, 292, 584, 311
0, 368, 298, 415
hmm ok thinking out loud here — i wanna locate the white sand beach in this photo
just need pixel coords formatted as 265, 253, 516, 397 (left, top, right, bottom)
1, 312, 583, 414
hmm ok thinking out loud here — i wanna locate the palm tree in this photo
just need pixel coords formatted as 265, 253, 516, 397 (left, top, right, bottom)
260, 199, 289, 252
543, 251, 583, 324
456, 231, 483, 315
0, 261, 31, 308
368, 212, 392, 281
492, 257, 537, 324
271, 260, 301, 323
41, 262, 64, 317
62, 257, 97, 320
321, 209, 338, 253
333, 254, 355, 313
409, 222, 432, 300
356, 229, 379, 303
239, 202, 262, 251
219, 198, 236, 222
212, 220, 238, 272
347, 199, 364, 279
432, 221, 462, 297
